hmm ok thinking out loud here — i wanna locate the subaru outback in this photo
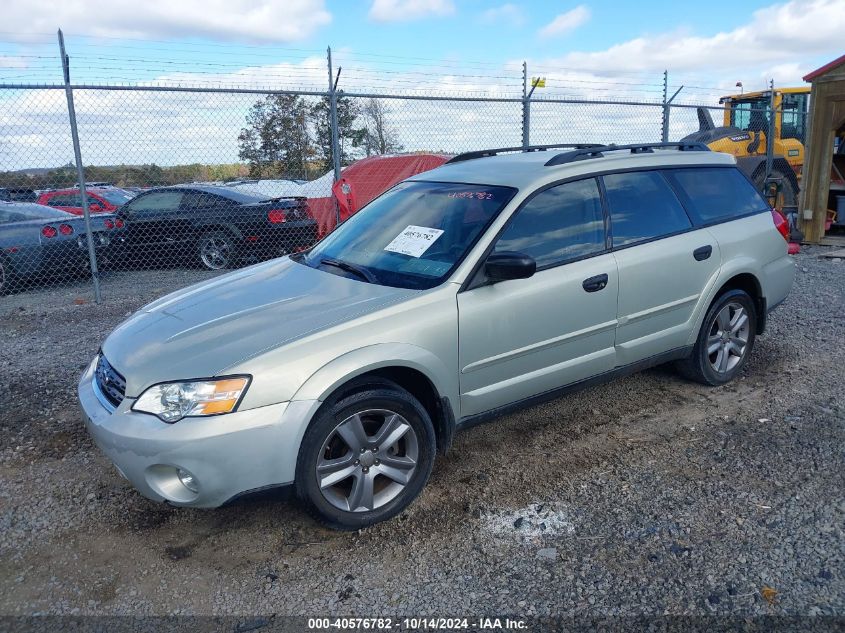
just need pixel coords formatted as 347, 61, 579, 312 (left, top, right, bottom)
78, 143, 795, 530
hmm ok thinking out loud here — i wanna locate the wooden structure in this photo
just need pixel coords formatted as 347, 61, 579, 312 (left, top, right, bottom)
800, 54, 845, 243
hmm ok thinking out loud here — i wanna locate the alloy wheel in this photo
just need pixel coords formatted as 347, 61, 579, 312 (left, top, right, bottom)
707, 301, 750, 374
316, 409, 419, 513
200, 236, 232, 270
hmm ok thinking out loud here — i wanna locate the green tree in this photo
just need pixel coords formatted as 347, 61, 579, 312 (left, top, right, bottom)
312, 94, 364, 169
238, 94, 313, 179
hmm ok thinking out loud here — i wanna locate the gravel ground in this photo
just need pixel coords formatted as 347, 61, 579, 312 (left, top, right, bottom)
0, 249, 843, 620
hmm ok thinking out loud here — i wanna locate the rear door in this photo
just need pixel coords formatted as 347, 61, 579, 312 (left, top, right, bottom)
604, 170, 720, 365
457, 178, 618, 417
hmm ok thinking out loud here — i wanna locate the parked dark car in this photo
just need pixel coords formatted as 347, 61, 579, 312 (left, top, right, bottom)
0, 202, 122, 293
114, 185, 318, 270
0, 188, 38, 203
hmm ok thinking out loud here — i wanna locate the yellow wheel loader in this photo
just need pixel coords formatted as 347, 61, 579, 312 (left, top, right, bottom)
681, 87, 809, 212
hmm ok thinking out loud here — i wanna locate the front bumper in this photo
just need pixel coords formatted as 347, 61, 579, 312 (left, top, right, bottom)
78, 358, 320, 507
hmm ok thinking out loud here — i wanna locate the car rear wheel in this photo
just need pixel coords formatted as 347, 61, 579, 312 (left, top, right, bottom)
676, 289, 756, 386
295, 382, 436, 530
197, 231, 236, 270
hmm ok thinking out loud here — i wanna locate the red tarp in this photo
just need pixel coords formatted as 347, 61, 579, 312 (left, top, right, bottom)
309, 153, 450, 237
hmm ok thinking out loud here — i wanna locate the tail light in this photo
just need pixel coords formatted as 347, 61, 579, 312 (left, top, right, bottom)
115, 218, 124, 228
771, 209, 790, 242
104, 219, 114, 229
268, 209, 286, 224
59, 223, 74, 236
41, 225, 57, 238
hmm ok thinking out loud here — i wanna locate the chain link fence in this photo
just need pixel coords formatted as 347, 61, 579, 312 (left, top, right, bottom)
0, 50, 789, 302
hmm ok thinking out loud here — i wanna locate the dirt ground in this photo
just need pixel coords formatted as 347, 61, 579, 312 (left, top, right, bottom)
0, 249, 842, 621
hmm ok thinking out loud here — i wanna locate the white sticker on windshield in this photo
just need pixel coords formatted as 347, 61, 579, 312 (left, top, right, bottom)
384, 225, 444, 258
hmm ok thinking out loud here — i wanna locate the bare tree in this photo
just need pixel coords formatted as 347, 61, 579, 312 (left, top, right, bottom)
360, 98, 404, 156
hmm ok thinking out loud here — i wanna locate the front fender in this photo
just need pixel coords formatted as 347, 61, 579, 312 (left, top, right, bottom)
291, 342, 456, 408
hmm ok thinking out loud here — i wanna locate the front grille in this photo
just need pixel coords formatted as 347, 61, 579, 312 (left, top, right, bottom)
95, 354, 126, 408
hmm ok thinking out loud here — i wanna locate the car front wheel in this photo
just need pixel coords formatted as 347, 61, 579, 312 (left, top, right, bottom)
677, 289, 756, 386
295, 382, 436, 530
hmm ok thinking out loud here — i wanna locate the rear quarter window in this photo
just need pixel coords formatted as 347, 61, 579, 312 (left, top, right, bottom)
664, 167, 769, 225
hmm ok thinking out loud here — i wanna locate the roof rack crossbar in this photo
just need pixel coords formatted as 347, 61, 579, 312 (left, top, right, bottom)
446, 143, 603, 164
544, 142, 710, 167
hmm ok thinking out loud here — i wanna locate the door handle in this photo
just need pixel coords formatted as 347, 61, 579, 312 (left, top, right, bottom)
693, 245, 713, 261
582, 273, 609, 293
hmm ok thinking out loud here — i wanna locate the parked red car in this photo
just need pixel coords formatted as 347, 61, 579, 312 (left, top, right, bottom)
37, 188, 132, 215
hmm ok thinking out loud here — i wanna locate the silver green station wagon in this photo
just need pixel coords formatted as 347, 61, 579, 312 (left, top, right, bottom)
78, 143, 795, 529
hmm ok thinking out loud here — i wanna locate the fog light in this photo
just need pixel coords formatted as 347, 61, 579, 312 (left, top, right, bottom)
177, 468, 199, 493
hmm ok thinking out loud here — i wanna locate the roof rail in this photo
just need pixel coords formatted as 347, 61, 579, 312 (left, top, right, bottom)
544, 142, 710, 167
446, 143, 602, 164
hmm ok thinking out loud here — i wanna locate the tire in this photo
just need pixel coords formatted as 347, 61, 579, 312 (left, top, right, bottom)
197, 231, 237, 271
676, 289, 757, 386
295, 382, 436, 530
754, 166, 797, 210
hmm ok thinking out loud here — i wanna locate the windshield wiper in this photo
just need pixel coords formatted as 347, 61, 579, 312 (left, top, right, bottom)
318, 257, 377, 283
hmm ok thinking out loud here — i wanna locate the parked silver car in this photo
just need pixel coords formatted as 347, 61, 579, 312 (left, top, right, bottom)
78, 143, 795, 529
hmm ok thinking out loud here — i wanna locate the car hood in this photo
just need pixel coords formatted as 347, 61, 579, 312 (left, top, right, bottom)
102, 257, 417, 397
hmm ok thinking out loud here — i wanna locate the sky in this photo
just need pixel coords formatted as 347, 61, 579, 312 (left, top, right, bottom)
0, 0, 843, 167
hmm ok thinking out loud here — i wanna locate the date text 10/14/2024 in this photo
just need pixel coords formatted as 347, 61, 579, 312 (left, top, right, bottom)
307, 617, 528, 630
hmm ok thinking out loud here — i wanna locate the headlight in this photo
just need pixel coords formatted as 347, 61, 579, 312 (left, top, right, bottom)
132, 376, 250, 423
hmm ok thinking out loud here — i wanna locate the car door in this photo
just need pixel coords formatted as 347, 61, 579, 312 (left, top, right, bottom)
603, 170, 721, 365
121, 190, 185, 250
457, 178, 619, 418
45, 194, 79, 214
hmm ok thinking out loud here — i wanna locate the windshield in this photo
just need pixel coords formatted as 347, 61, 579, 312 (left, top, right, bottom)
729, 98, 770, 132
97, 190, 132, 205
303, 181, 516, 289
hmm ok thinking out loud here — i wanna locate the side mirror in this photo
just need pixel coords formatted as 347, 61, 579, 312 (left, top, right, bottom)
89, 204, 102, 212
485, 251, 536, 281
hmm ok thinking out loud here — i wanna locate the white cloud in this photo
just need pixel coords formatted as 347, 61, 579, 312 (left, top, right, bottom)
538, 5, 590, 38
481, 4, 525, 26
0, 56, 29, 69
4, 0, 845, 170
544, 0, 844, 74
368, 0, 455, 23
1, 0, 331, 43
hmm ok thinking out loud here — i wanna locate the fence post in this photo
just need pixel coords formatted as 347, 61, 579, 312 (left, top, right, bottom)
661, 70, 669, 143
521, 61, 530, 149
58, 29, 101, 304
765, 78, 775, 182
327, 47, 342, 226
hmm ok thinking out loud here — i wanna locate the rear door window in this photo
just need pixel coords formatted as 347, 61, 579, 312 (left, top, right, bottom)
127, 191, 183, 212
494, 178, 606, 267
602, 171, 692, 247
663, 167, 769, 225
